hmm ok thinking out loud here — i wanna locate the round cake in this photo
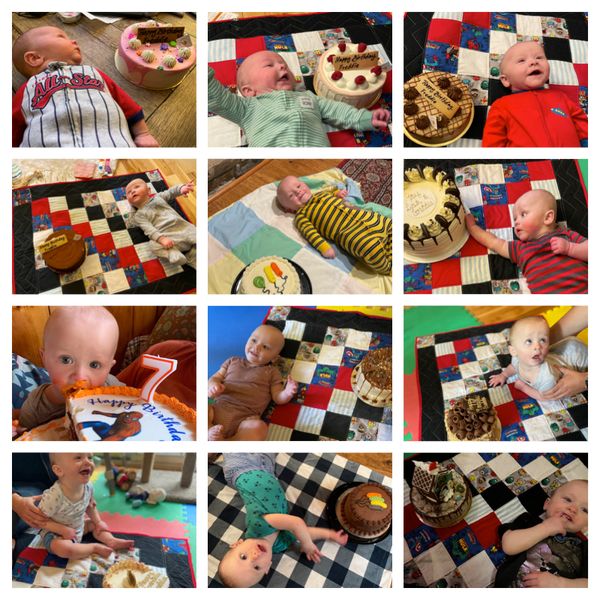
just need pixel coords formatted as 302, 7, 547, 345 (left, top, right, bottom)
351, 347, 392, 407
103, 559, 169, 588
445, 395, 501, 441
40, 229, 86, 273
115, 20, 196, 90
238, 257, 301, 294
337, 482, 392, 538
404, 165, 469, 263
404, 72, 474, 146
313, 42, 387, 109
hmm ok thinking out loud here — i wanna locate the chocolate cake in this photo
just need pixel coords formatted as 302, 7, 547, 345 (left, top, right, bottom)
351, 347, 392, 407
445, 394, 501, 441
338, 482, 392, 538
40, 229, 86, 273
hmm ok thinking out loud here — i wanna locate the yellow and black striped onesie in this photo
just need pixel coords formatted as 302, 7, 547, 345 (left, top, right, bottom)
294, 190, 392, 275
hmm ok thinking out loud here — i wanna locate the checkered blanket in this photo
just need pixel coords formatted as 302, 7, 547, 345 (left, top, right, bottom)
12, 532, 194, 588
404, 452, 588, 587
208, 12, 392, 147
415, 322, 588, 441
209, 453, 392, 587
208, 167, 392, 294
12, 171, 196, 294
404, 159, 587, 294
404, 12, 588, 147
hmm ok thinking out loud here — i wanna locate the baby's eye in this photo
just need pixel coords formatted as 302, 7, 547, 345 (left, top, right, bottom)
564, 496, 571, 502
582, 507, 588, 514
60, 356, 74, 365
89, 361, 102, 369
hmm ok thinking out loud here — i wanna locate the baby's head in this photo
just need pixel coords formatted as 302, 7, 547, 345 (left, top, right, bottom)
508, 315, 550, 367
512, 189, 557, 241
125, 178, 150, 209
245, 325, 285, 366
544, 479, 588, 534
276, 176, 313, 212
41, 307, 119, 390
49, 452, 95, 485
237, 51, 295, 97
13, 26, 82, 77
499, 41, 549, 92
218, 538, 273, 587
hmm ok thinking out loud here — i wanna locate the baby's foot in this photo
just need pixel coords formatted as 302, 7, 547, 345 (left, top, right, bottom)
208, 424, 224, 441
168, 249, 187, 265
93, 544, 113, 559
185, 247, 196, 269
107, 537, 135, 551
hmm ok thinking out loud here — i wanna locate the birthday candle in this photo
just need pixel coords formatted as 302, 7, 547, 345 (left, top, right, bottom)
140, 354, 178, 403
263, 265, 276, 283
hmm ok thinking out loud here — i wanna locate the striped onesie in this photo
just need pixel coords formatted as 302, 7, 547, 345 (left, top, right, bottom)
294, 191, 392, 275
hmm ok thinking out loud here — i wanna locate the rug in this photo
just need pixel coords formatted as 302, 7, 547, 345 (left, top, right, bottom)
339, 159, 392, 207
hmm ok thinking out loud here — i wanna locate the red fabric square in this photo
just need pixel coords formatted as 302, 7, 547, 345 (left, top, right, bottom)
508, 382, 529, 400
495, 400, 521, 426
94, 233, 115, 253
459, 235, 488, 257
335, 366, 354, 391
236, 36, 266, 59
19, 546, 47, 564
117, 246, 140, 269
552, 84, 580, 107
428, 18, 463, 46
303, 385, 333, 410
31, 198, 50, 216
210, 60, 237, 87
72, 222, 93, 239
327, 130, 361, 147
452, 338, 473, 353
469, 512, 502, 549
573, 63, 588, 87
483, 204, 512, 229
436, 353, 458, 370
506, 180, 532, 204
526, 160, 555, 181
462, 12, 491, 28
431, 258, 462, 288
435, 520, 468, 541
268, 403, 301, 429
404, 503, 423, 533
50, 210, 71, 228
142, 259, 166, 283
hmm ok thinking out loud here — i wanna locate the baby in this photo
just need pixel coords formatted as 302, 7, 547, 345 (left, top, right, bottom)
38, 453, 133, 559
482, 41, 588, 147
126, 178, 196, 268
12, 26, 159, 148
465, 189, 587, 293
208, 50, 390, 147
17, 307, 122, 430
217, 453, 348, 587
495, 479, 587, 587
489, 316, 588, 401
208, 325, 297, 441
277, 176, 392, 275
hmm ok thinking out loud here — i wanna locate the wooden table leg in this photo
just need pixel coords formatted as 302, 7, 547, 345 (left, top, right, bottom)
104, 454, 115, 496
141, 453, 155, 484
180, 453, 196, 488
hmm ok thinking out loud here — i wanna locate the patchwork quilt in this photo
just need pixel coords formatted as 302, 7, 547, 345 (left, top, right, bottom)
208, 12, 392, 147
404, 12, 588, 147
414, 322, 588, 441
404, 452, 588, 587
404, 159, 587, 294
209, 453, 392, 587
12, 171, 196, 295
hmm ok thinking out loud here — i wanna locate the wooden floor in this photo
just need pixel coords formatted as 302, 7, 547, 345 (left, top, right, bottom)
12, 13, 196, 147
466, 306, 555, 323
338, 454, 392, 478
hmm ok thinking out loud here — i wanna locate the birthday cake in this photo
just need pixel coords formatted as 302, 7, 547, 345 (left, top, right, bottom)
103, 559, 169, 588
404, 72, 474, 146
238, 257, 301, 294
115, 20, 196, 90
410, 460, 472, 528
404, 165, 468, 262
338, 482, 392, 538
445, 394, 501, 441
313, 42, 387, 109
39, 229, 87, 273
351, 347, 392, 407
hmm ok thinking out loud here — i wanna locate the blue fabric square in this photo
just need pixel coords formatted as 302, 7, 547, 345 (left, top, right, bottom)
405, 524, 438, 557
85, 237, 98, 255
486, 544, 507, 567
364, 13, 392, 26
265, 34, 295, 52
124, 265, 148, 289
440, 366, 462, 382
112, 187, 127, 201
12, 353, 50, 409
543, 453, 576, 468
503, 162, 529, 182
516, 398, 543, 420
370, 332, 392, 350
579, 86, 588, 114
32, 214, 52, 232
460, 24, 490, 53
481, 184, 508, 205
479, 453, 499, 462
295, 383, 310, 404
502, 423, 528, 441
424, 41, 459, 73
443, 528, 483, 566
512, 453, 544, 466
99, 249, 119, 272
457, 349, 476, 364
404, 263, 432, 292
469, 335, 488, 347
43, 553, 69, 568
491, 13, 516, 33
162, 538, 187, 554
13, 188, 33, 206
342, 347, 367, 368
12, 557, 39, 584
470, 206, 485, 228
209, 202, 269, 250
311, 365, 339, 388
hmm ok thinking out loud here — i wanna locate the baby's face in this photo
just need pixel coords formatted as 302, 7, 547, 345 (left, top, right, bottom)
245, 326, 283, 366
239, 51, 295, 97
126, 179, 150, 208
220, 538, 273, 587
509, 319, 550, 367
512, 192, 552, 241
33, 26, 82, 66
52, 453, 95, 484
544, 480, 588, 534
278, 177, 313, 211
500, 41, 549, 92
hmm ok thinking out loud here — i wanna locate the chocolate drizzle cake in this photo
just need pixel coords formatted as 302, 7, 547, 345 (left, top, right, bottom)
338, 482, 392, 538
445, 394, 501, 441
351, 347, 392, 407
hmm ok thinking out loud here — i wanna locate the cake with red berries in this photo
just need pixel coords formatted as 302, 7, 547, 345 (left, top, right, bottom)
314, 42, 387, 109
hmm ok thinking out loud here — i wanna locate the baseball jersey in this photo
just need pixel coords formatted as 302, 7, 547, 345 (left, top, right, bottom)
13, 62, 143, 147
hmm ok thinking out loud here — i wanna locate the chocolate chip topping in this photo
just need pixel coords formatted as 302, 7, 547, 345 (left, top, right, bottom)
415, 116, 430, 130
404, 87, 419, 100
404, 102, 419, 115
438, 76, 451, 89
446, 86, 463, 101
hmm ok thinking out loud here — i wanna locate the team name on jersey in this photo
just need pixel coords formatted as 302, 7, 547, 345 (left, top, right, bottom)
31, 72, 105, 110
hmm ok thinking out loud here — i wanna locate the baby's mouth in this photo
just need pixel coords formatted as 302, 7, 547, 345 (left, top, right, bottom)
79, 468, 92, 476
528, 69, 542, 77
560, 512, 573, 522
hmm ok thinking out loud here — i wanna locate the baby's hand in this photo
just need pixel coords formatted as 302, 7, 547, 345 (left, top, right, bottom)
489, 372, 507, 387
465, 213, 478, 232
335, 189, 348, 199
330, 529, 349, 546
370, 108, 391, 129
208, 380, 225, 398
180, 181, 195, 195
550, 237, 570, 255
521, 571, 563, 588
543, 515, 567, 537
133, 132, 160, 148
302, 542, 322, 563
158, 236, 174, 249
60, 526, 78, 541
284, 376, 298, 399
322, 247, 336, 259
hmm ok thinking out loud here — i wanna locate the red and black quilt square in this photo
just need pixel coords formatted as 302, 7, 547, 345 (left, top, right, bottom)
463, 12, 491, 29
290, 430, 320, 441
65, 194, 84, 210
542, 37, 572, 62
85, 205, 105, 221
94, 233, 116, 254
564, 16, 587, 41
517, 483, 549, 515
49, 210, 71, 228
72, 222, 93, 240
302, 322, 328, 344
573, 63, 588, 87
128, 227, 149, 245
466, 105, 487, 139
320, 412, 352, 441
431, 258, 462, 288
141, 259, 166, 283
506, 180, 532, 204
469, 512, 502, 549
428, 18, 463, 46
31, 198, 50, 216
210, 59, 237, 86
335, 365, 354, 391
107, 215, 127, 232
303, 385, 333, 410
488, 254, 519, 280
436, 353, 458, 370
280, 339, 301, 360
495, 401, 521, 426
61, 279, 87, 294
459, 235, 488, 257
483, 204, 512, 229
37, 268, 61, 292
487, 78, 511, 106
508, 382, 529, 400
269, 402, 301, 429
526, 160, 555, 181
352, 399, 384, 421
453, 338, 473, 353
463, 282, 493, 293
236, 36, 266, 58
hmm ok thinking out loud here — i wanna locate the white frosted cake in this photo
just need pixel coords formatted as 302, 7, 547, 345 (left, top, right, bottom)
404, 165, 469, 263
313, 42, 387, 109
351, 347, 392, 406
103, 559, 169, 588
239, 257, 301, 294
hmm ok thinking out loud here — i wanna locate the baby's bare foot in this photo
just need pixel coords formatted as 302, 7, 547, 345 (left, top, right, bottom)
208, 424, 224, 441
93, 544, 113, 559
108, 537, 135, 551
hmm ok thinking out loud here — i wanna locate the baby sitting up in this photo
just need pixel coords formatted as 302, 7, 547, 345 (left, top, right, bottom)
489, 316, 588, 402
277, 176, 392, 275
12, 26, 158, 148
39, 453, 133, 559
466, 189, 587, 293
126, 178, 196, 268
495, 479, 587, 587
208, 325, 297, 441
208, 50, 390, 147
217, 454, 348, 587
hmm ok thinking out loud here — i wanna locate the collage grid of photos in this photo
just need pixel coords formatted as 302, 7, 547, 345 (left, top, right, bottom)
8, 5, 590, 592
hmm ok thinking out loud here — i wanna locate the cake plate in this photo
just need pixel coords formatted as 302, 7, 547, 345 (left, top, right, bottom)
326, 482, 392, 545
231, 259, 312, 294
410, 482, 472, 528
